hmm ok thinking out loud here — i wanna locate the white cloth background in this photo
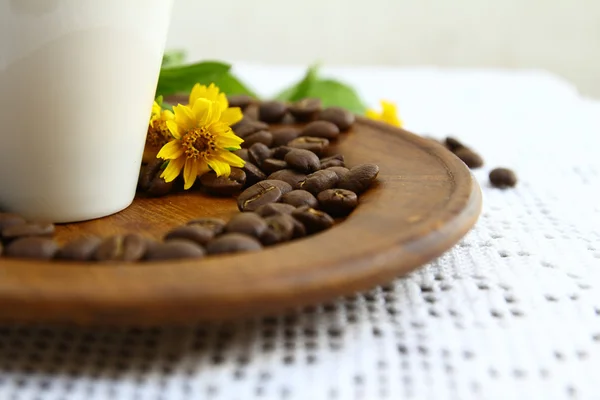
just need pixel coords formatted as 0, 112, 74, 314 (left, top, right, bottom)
0, 66, 599, 400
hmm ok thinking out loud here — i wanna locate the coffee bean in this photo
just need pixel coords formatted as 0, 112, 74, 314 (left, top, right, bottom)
225, 212, 268, 238
243, 162, 267, 186
248, 143, 272, 167
139, 159, 174, 197
320, 159, 345, 169
138, 158, 162, 191
242, 130, 273, 148
227, 94, 254, 110
187, 218, 227, 235
284, 149, 320, 173
261, 179, 293, 194
231, 118, 269, 138
255, 203, 297, 217
2, 222, 55, 241
200, 168, 246, 196
288, 98, 322, 122
0, 213, 26, 234
292, 206, 335, 234
299, 169, 339, 195
290, 216, 307, 238
267, 169, 307, 189
444, 136, 465, 151
259, 101, 288, 123
260, 214, 295, 245
145, 239, 206, 261
281, 190, 318, 208
234, 148, 250, 162
272, 146, 294, 160
261, 159, 289, 174
5, 237, 58, 260
489, 168, 518, 188
317, 189, 358, 216
338, 163, 380, 194
93, 234, 147, 262
237, 181, 283, 212
287, 137, 329, 156
165, 225, 215, 246
326, 166, 350, 180
271, 128, 301, 147
300, 121, 340, 140
317, 107, 355, 131
206, 233, 263, 255
56, 236, 102, 261
454, 148, 484, 169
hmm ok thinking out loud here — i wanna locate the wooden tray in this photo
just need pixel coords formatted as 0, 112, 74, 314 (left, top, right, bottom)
0, 118, 481, 326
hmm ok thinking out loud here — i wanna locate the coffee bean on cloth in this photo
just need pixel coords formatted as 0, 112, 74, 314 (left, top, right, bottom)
489, 167, 518, 188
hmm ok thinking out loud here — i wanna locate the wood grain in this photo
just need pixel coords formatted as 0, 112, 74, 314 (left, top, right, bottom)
0, 118, 481, 325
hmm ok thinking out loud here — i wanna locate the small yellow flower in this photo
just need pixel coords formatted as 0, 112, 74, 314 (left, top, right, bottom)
144, 100, 174, 162
188, 82, 228, 111
156, 97, 245, 190
366, 100, 403, 127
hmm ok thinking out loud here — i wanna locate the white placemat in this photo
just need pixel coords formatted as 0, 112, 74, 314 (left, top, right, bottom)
1, 66, 599, 400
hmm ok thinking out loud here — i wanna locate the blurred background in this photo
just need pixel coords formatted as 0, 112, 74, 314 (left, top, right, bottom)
165, 0, 599, 98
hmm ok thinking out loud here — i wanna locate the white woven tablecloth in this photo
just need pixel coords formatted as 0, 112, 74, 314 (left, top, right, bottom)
1, 65, 599, 400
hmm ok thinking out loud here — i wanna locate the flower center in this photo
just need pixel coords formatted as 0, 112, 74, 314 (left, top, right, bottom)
183, 127, 217, 159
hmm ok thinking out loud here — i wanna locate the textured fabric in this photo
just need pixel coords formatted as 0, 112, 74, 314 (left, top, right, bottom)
1, 66, 599, 400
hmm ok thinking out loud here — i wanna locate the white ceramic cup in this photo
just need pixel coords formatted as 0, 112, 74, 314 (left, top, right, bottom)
0, 0, 174, 223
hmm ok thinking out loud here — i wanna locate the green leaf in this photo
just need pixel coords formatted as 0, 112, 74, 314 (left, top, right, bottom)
275, 64, 319, 102
224, 147, 240, 151
155, 95, 163, 106
307, 79, 367, 114
210, 72, 259, 98
156, 61, 231, 96
161, 49, 187, 68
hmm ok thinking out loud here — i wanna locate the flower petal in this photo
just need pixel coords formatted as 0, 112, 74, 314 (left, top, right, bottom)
160, 156, 185, 182
173, 104, 196, 130
188, 83, 205, 106
215, 151, 246, 168
220, 107, 243, 125
215, 136, 243, 149
157, 140, 184, 160
192, 98, 213, 126
183, 158, 199, 190
166, 120, 182, 139
208, 159, 231, 177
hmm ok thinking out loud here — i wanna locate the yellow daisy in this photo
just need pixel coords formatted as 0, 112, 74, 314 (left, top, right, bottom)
144, 100, 174, 162
366, 100, 403, 127
157, 97, 245, 190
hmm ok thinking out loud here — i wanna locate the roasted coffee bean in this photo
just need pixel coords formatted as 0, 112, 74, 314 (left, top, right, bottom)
444, 136, 465, 151
338, 163, 380, 194
326, 166, 350, 180
243, 162, 267, 186
317, 189, 358, 216
227, 94, 254, 110
242, 130, 273, 148
261, 179, 293, 194
299, 169, 339, 195
56, 236, 102, 261
200, 168, 246, 196
237, 181, 283, 212
248, 143, 272, 167
2, 222, 55, 241
287, 137, 329, 156
225, 212, 268, 238
292, 206, 335, 234
139, 159, 174, 196
489, 168, 518, 188
454, 148, 484, 169
261, 159, 289, 174
206, 233, 263, 255
145, 240, 206, 261
255, 203, 297, 217
271, 128, 301, 147
5, 237, 58, 260
267, 169, 307, 189
281, 190, 318, 208
290, 216, 307, 238
284, 149, 320, 173
320, 159, 345, 169
93, 234, 147, 262
258, 101, 288, 123
288, 98, 322, 122
317, 107, 355, 131
187, 218, 226, 235
300, 121, 340, 140
272, 146, 294, 160
165, 225, 215, 246
234, 148, 250, 162
260, 214, 296, 245
0, 213, 25, 233
231, 118, 269, 138
138, 158, 162, 191
147, 176, 174, 197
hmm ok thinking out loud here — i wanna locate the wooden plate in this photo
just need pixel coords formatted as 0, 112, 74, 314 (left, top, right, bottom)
0, 118, 481, 326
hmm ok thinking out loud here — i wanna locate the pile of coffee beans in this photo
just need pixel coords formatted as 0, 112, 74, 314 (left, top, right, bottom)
0, 98, 380, 262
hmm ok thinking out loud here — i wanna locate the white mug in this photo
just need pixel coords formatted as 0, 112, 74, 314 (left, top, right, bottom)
0, 0, 174, 223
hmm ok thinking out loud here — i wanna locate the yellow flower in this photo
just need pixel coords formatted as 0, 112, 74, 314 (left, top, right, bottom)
144, 100, 174, 162
188, 82, 228, 111
156, 97, 245, 190
366, 100, 403, 127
